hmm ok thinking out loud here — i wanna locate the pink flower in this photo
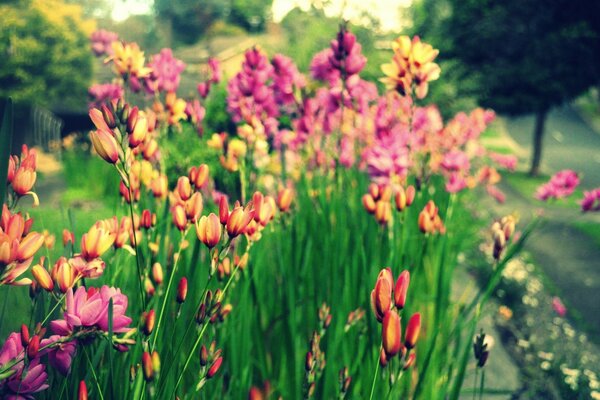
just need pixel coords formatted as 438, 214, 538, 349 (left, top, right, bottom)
208, 57, 221, 84
489, 152, 517, 171
40, 335, 77, 376
88, 83, 123, 108
0, 332, 49, 399
535, 170, 580, 201
90, 30, 119, 57
552, 296, 567, 317
445, 173, 467, 193
146, 49, 186, 94
441, 150, 470, 173
50, 286, 132, 335
580, 188, 600, 212
310, 49, 340, 84
486, 185, 506, 204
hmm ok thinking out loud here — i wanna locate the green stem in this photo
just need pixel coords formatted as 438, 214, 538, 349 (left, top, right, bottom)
479, 369, 485, 400
83, 347, 105, 400
126, 171, 146, 311
368, 350, 380, 400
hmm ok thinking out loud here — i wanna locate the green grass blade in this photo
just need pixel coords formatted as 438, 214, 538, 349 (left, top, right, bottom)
0, 98, 14, 207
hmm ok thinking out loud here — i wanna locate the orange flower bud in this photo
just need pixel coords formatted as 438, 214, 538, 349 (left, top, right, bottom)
379, 347, 388, 367
7, 156, 16, 184
176, 176, 192, 201
406, 185, 416, 206
362, 194, 376, 214
62, 229, 75, 247
12, 167, 37, 196
80, 225, 116, 261
382, 310, 402, 357
277, 188, 293, 212
404, 312, 421, 349
368, 183, 380, 200
78, 380, 88, 400
226, 206, 254, 238
27, 335, 40, 360
53, 257, 77, 293
152, 262, 163, 284
371, 277, 392, 322
20, 324, 30, 347
142, 351, 154, 381
151, 351, 161, 374
395, 187, 407, 211
143, 309, 156, 335
218, 196, 229, 225
189, 164, 210, 188
177, 277, 188, 303
16, 232, 44, 261
151, 175, 168, 199
129, 115, 147, 148
374, 201, 391, 225
200, 345, 209, 366
207, 356, 223, 379
172, 204, 187, 231
101, 103, 116, 129
379, 185, 392, 202
394, 270, 410, 309
31, 264, 54, 292
403, 352, 416, 370
185, 193, 203, 222
248, 387, 265, 400
196, 214, 221, 248
90, 130, 120, 164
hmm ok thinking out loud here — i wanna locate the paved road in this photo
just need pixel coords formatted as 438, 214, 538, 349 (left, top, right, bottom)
497, 105, 600, 342
504, 104, 600, 188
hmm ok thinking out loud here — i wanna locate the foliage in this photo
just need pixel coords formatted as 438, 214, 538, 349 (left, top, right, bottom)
228, 0, 273, 32
0, 0, 94, 109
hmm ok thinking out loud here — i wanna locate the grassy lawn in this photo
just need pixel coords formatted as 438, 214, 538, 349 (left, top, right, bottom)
572, 221, 600, 248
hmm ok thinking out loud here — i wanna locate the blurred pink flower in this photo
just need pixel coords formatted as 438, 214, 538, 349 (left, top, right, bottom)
445, 173, 467, 193
208, 57, 221, 84
486, 185, 506, 204
88, 83, 123, 108
551, 296, 567, 317
489, 152, 517, 171
580, 188, 600, 212
0, 332, 49, 399
310, 49, 340, 84
146, 49, 186, 94
535, 169, 580, 201
90, 29, 119, 57
50, 286, 132, 335
441, 150, 470, 173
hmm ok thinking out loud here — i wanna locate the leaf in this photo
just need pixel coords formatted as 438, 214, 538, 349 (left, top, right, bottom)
0, 98, 13, 207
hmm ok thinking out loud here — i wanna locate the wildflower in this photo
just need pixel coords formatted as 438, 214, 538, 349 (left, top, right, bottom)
0, 332, 49, 397
107, 41, 152, 81
152, 262, 163, 284
580, 188, 600, 212
50, 286, 132, 335
277, 187, 294, 212
31, 263, 53, 292
473, 330, 493, 368
177, 277, 188, 304
404, 313, 421, 349
142, 310, 156, 336
382, 310, 402, 357
172, 204, 188, 231
80, 224, 116, 261
196, 214, 221, 248
535, 169, 580, 201
88, 83, 123, 108
394, 270, 410, 309
146, 48, 186, 94
90, 29, 118, 57
189, 164, 210, 189
40, 335, 77, 376
370, 268, 393, 322
418, 200, 445, 234
226, 205, 255, 238
207, 356, 223, 379
90, 129, 120, 164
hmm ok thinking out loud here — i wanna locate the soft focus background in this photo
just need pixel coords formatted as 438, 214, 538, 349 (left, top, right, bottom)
1, 0, 600, 398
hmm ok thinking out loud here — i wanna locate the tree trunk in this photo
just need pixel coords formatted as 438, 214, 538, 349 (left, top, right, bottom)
529, 108, 548, 176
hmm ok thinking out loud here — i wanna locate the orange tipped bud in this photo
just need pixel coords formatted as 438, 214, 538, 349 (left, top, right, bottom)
395, 187, 407, 211
374, 201, 391, 225
17, 232, 44, 261
248, 387, 265, 400
32, 264, 54, 292
90, 129, 119, 164
362, 194, 376, 214
101, 103, 116, 129
20, 324, 30, 347
12, 168, 37, 196
143, 309, 156, 335
172, 204, 187, 231
140, 209, 156, 229
177, 277, 188, 303
379, 185, 392, 202
305, 351, 314, 371
27, 335, 40, 360
78, 380, 88, 400
176, 176, 192, 201
80, 224, 115, 261
196, 214, 221, 248
129, 115, 147, 148
394, 270, 410, 309
406, 185, 416, 206
379, 347, 388, 367
200, 345, 209, 366
226, 206, 254, 238
189, 164, 210, 188
142, 351, 154, 381
54, 258, 76, 293
151, 351, 161, 374
218, 196, 229, 225
403, 352, 416, 370
404, 312, 421, 349
382, 310, 402, 357
277, 188, 293, 212
126, 106, 139, 133
152, 262, 163, 284
207, 356, 223, 379
368, 183, 380, 200
185, 192, 204, 222
62, 229, 75, 247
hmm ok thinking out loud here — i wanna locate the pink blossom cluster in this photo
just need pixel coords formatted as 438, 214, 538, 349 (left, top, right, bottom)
328, 28, 367, 79
535, 170, 580, 201
88, 83, 124, 108
271, 54, 306, 110
0, 332, 49, 399
197, 57, 222, 99
489, 152, 517, 171
227, 48, 279, 134
146, 49, 186, 94
90, 29, 119, 57
580, 188, 600, 212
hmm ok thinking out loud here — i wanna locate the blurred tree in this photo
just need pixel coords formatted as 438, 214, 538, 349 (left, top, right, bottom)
0, 0, 94, 110
228, 0, 272, 32
441, 0, 600, 175
65, 0, 111, 19
154, 0, 227, 46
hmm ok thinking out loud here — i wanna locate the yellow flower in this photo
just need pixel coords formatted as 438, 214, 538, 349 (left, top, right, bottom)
108, 41, 152, 79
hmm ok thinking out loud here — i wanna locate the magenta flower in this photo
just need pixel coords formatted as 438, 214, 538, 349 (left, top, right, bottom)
580, 188, 600, 212
552, 296, 567, 317
185, 99, 206, 135
271, 54, 305, 109
88, 83, 123, 108
535, 169, 580, 201
445, 173, 467, 193
441, 150, 470, 173
310, 49, 340, 84
0, 332, 49, 400
90, 30, 119, 57
208, 57, 221, 84
489, 152, 517, 171
50, 286, 132, 335
146, 49, 186, 94
40, 335, 77, 376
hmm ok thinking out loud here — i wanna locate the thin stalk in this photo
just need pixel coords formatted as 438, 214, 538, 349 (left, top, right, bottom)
472, 368, 478, 400
151, 232, 186, 351
479, 369, 485, 400
368, 350, 380, 400
126, 172, 146, 310
83, 347, 106, 400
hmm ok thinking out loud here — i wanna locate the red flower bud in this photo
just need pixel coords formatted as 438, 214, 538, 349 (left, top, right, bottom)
177, 277, 188, 303
404, 312, 421, 349
78, 380, 88, 400
207, 356, 223, 379
394, 270, 410, 309
382, 310, 402, 357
